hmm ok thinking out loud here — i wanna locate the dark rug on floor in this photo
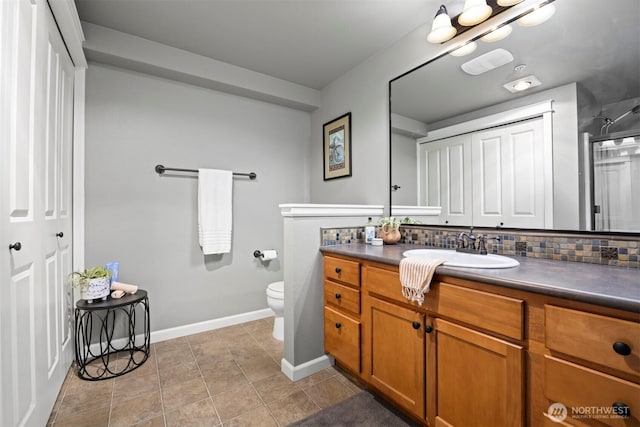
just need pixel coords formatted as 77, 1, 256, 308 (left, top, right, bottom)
287, 392, 421, 426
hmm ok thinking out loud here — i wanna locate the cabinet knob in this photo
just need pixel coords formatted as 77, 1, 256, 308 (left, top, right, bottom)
335, 293, 341, 299
335, 267, 341, 274
56, 232, 64, 238
9, 242, 22, 251
612, 402, 630, 418
424, 325, 434, 334
412, 321, 421, 330
613, 341, 632, 356
335, 322, 342, 329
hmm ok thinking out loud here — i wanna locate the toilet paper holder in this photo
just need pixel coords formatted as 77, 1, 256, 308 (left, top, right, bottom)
254, 249, 277, 260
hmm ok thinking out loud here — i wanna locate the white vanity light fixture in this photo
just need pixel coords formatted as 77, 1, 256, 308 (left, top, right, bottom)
459, 0, 493, 26
427, 5, 457, 43
503, 75, 541, 93
480, 23, 513, 42
450, 41, 478, 57
517, 2, 556, 26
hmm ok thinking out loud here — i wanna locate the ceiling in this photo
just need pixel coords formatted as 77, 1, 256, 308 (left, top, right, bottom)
74, 0, 455, 90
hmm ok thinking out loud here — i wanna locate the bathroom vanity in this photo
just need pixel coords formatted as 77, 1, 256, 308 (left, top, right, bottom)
320, 244, 640, 427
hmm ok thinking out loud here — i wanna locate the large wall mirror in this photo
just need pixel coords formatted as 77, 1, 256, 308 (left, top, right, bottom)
390, 0, 639, 233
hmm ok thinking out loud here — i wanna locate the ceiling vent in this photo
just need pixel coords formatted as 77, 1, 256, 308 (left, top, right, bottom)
461, 48, 514, 75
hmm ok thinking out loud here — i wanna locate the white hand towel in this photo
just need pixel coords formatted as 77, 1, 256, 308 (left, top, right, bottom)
198, 169, 233, 255
399, 257, 446, 305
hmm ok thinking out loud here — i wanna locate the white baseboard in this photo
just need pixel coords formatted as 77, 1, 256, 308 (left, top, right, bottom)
86, 308, 274, 354
151, 308, 274, 343
281, 354, 335, 381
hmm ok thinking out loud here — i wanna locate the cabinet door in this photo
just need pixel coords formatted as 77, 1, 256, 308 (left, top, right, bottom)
418, 134, 472, 226
472, 117, 545, 228
364, 296, 425, 419
432, 318, 524, 427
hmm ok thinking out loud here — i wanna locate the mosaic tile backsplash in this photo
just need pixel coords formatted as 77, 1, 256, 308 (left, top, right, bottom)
321, 226, 640, 269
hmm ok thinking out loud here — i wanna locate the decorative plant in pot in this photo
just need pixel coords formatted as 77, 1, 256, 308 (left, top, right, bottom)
378, 217, 402, 244
69, 267, 112, 303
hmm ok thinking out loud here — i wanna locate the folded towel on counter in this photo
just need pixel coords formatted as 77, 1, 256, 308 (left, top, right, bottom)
399, 257, 446, 305
198, 169, 233, 255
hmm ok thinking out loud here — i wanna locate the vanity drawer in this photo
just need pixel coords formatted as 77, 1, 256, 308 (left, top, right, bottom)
324, 256, 360, 287
545, 305, 640, 377
545, 355, 640, 427
324, 280, 360, 315
364, 266, 523, 340
364, 265, 410, 305
324, 306, 360, 373
433, 282, 524, 341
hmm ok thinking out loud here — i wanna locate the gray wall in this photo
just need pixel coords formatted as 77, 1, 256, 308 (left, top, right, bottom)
84, 64, 310, 332
391, 132, 418, 206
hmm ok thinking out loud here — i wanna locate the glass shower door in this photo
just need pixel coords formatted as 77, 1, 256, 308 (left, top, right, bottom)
591, 132, 640, 232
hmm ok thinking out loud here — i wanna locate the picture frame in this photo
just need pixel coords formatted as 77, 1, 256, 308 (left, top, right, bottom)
323, 112, 352, 180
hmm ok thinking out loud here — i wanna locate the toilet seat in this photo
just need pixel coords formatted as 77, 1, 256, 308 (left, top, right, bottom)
267, 281, 284, 298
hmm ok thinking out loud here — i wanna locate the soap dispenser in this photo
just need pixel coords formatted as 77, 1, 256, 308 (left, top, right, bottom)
365, 217, 376, 244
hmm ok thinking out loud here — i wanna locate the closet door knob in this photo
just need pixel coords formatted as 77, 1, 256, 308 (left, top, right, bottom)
424, 325, 434, 334
412, 321, 421, 330
9, 242, 22, 251
56, 232, 64, 238
335, 267, 341, 274
335, 322, 342, 329
335, 293, 341, 300
613, 341, 632, 356
612, 402, 630, 418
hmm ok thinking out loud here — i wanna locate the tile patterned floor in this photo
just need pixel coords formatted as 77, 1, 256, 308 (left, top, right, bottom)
47, 317, 362, 427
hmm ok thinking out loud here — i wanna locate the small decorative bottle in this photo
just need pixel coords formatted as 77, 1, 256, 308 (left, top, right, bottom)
365, 217, 376, 244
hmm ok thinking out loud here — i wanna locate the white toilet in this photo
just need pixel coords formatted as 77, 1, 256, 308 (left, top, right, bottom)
266, 281, 284, 341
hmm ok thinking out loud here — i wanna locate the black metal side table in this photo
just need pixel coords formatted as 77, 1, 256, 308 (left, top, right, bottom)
74, 290, 150, 380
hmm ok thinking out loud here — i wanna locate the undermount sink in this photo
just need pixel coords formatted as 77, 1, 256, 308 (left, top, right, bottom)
402, 249, 519, 269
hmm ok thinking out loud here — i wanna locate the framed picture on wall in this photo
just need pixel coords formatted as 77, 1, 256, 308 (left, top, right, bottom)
323, 112, 352, 180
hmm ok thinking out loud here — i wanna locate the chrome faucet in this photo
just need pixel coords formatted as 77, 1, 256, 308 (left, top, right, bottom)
457, 229, 501, 255
456, 227, 476, 253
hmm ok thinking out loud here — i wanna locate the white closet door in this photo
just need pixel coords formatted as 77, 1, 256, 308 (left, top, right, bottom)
472, 118, 545, 228
40, 0, 75, 414
1, 1, 74, 425
419, 134, 472, 225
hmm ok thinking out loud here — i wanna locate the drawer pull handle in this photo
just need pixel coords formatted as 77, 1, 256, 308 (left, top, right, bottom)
335, 322, 342, 329
335, 293, 341, 299
613, 341, 632, 356
335, 267, 341, 274
424, 325, 434, 334
412, 321, 421, 330
612, 402, 630, 418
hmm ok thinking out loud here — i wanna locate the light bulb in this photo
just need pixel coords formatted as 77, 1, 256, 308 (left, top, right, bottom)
459, 0, 493, 26
480, 24, 512, 42
450, 42, 478, 57
427, 5, 457, 43
517, 3, 556, 27
497, 0, 524, 6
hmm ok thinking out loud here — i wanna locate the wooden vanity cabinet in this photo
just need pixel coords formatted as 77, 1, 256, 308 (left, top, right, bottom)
323, 255, 362, 375
321, 253, 640, 427
543, 305, 640, 426
361, 263, 524, 425
432, 318, 524, 427
364, 294, 426, 419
